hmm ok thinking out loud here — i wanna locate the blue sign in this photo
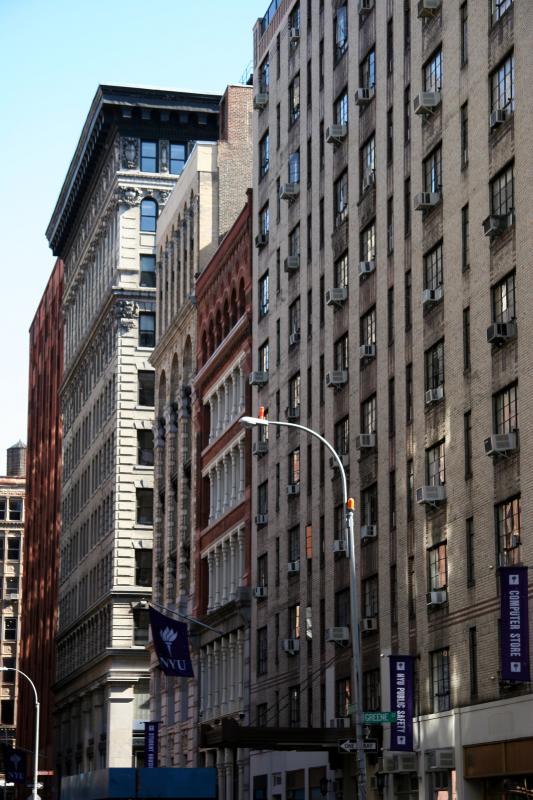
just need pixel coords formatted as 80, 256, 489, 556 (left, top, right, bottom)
2, 744, 27, 784
500, 566, 531, 682
144, 722, 158, 768
389, 656, 414, 752
149, 607, 194, 677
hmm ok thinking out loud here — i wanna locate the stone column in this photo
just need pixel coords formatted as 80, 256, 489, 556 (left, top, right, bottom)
223, 456, 230, 512
221, 639, 228, 714
237, 630, 244, 705
229, 535, 237, 598
199, 651, 206, 715
238, 366, 245, 412
237, 748, 246, 800
221, 540, 229, 604
224, 748, 233, 800
224, 380, 230, 426
237, 528, 245, 589
238, 443, 245, 500
206, 646, 213, 717
213, 642, 220, 714
214, 548, 221, 608
228, 634, 236, 710
208, 471, 215, 524
207, 552, 215, 612
217, 750, 226, 800
215, 465, 222, 517
208, 398, 215, 443
230, 450, 237, 505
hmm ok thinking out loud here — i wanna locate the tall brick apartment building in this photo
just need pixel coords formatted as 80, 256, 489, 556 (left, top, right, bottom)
250, 1, 533, 798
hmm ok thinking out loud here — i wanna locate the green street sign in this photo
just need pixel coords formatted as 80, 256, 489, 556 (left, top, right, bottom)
362, 711, 397, 724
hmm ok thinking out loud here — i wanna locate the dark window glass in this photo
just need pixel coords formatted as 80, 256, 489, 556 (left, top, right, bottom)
259, 271, 269, 318
404, 270, 412, 330
8, 498, 23, 522
493, 383, 518, 433
460, 2, 468, 66
169, 143, 186, 175
139, 313, 156, 347
140, 255, 156, 287
463, 308, 471, 370
461, 205, 470, 271
136, 488, 153, 525
135, 549, 152, 586
334, 4, 348, 63
363, 670, 380, 712
490, 52, 515, 113
138, 371, 155, 406
4, 618, 17, 642
427, 542, 447, 591
464, 410, 472, 479
289, 73, 301, 125
141, 141, 158, 172
336, 677, 351, 718
425, 340, 444, 391
6, 538, 19, 561
257, 627, 268, 675
137, 430, 154, 466
492, 272, 515, 323
496, 496, 521, 566
405, 364, 413, 424
1, 700, 14, 725
469, 627, 478, 698
140, 199, 157, 232
289, 686, 300, 727
133, 608, 149, 645
389, 378, 395, 437
466, 517, 475, 586
430, 648, 450, 712
490, 163, 514, 217
461, 103, 468, 168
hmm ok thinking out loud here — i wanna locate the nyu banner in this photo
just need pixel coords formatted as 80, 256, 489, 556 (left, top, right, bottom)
500, 566, 530, 682
1, 744, 27, 784
149, 606, 194, 677
144, 721, 159, 768
389, 655, 414, 752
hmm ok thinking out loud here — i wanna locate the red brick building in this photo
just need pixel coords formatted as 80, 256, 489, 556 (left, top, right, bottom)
192, 190, 252, 787
18, 258, 63, 785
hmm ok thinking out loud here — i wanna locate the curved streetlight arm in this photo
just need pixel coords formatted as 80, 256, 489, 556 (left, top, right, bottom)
1, 667, 40, 800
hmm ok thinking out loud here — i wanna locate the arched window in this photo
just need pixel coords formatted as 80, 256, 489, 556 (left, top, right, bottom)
238, 279, 246, 317
201, 331, 208, 366
223, 299, 230, 336
140, 199, 158, 232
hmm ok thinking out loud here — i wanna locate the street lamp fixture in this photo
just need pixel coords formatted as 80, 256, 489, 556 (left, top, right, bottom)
240, 408, 367, 799
0, 667, 40, 800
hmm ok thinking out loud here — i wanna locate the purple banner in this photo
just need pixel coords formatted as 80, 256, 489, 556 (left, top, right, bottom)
389, 655, 414, 752
2, 744, 27, 784
149, 606, 194, 677
500, 566, 530, 682
144, 721, 159, 768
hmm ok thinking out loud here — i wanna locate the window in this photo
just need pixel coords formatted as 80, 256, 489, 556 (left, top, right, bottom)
363, 670, 380, 712
288, 150, 300, 184
289, 2, 301, 33
361, 135, 375, 190
406, 460, 414, 520
492, 272, 515, 323
1, 700, 14, 726
362, 576, 378, 618
387, 18, 394, 74
141, 141, 158, 172
136, 488, 153, 525
430, 648, 450, 712
259, 132, 270, 178
425, 340, 444, 391
423, 146, 442, 194
5, 577, 18, 595
334, 253, 348, 289
463, 308, 471, 370
289, 74, 301, 125
406, 364, 413, 424
0, 501, 4, 522
289, 373, 301, 414
289, 224, 300, 260
464, 411, 472, 479
276, 250, 281, 293
307, 290, 312, 339
334, 89, 348, 126
257, 554, 268, 588
334, 333, 349, 371
259, 57, 269, 93
8, 498, 23, 522
490, 163, 514, 217
469, 627, 478, 698
423, 48, 442, 92
334, 416, 349, 456
276, 320, 281, 364
257, 481, 268, 515
408, 555, 416, 617
334, 171, 348, 226
387, 196, 394, 254
461, 205, 469, 271
390, 566, 398, 625
289, 686, 300, 727
133, 608, 149, 645
139, 313, 156, 347
288, 604, 300, 638
494, 383, 517, 433
258, 340, 269, 372
460, 2, 468, 66
360, 48, 375, 89
491, 52, 514, 113
4, 618, 17, 642
2, 659, 15, 683
170, 143, 186, 175
361, 396, 377, 435
7, 538, 19, 561
460, 103, 468, 168
319, 197, 324, 245
319, 37, 324, 88
259, 204, 270, 237
135, 549, 152, 586
405, 270, 412, 330
404, 87, 411, 144
140, 199, 157, 232
140, 255, 156, 288
428, 542, 447, 591
288, 526, 300, 562
360, 308, 376, 347
336, 677, 351, 718
289, 448, 300, 485
334, 3, 348, 63
257, 703, 268, 727
387, 287, 394, 345
276, 103, 281, 149
361, 484, 378, 526
389, 379, 396, 437
137, 430, 154, 466
307, 60, 312, 108
424, 242, 443, 291
404, 177, 411, 237
360, 223, 375, 262
138, 371, 155, 406
496, 496, 521, 565
492, 0, 513, 23
259, 272, 269, 318
426, 441, 445, 486
466, 517, 475, 585
257, 627, 268, 675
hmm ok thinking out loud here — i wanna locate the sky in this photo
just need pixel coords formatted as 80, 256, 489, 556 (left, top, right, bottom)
0, 0, 266, 474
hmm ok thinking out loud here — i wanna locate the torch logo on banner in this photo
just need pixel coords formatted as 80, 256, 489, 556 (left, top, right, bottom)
160, 626, 178, 656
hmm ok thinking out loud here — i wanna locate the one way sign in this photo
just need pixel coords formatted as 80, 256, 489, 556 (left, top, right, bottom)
337, 739, 378, 754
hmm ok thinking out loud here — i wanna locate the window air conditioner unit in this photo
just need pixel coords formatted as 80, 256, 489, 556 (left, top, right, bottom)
422, 286, 443, 306
489, 108, 507, 129
289, 331, 301, 346
382, 752, 418, 773
255, 513, 269, 526
362, 617, 378, 632
355, 433, 376, 449
355, 87, 375, 105
253, 92, 269, 110
427, 589, 447, 607
284, 255, 300, 272
417, 0, 441, 18
279, 183, 300, 200
414, 191, 440, 210
362, 171, 376, 193
249, 371, 268, 386
359, 260, 376, 278
286, 406, 300, 421
326, 627, 350, 644
484, 431, 518, 456
288, 560, 300, 574
333, 539, 348, 555
425, 385, 444, 405
287, 484, 300, 496
326, 370, 348, 387
330, 717, 351, 728
252, 441, 269, 456
416, 485, 446, 505
426, 749, 455, 770
361, 525, 377, 541
358, 0, 374, 14
289, 27, 300, 44
326, 287, 348, 306
255, 233, 268, 248
329, 454, 350, 469
254, 586, 268, 599
282, 638, 300, 654
483, 214, 512, 237
486, 321, 516, 344
414, 91, 441, 115
326, 124, 348, 144
360, 344, 376, 359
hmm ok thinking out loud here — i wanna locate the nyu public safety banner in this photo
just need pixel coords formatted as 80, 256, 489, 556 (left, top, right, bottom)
1, 744, 27, 784
389, 655, 414, 752
144, 721, 159, 768
149, 606, 194, 677
500, 565, 531, 682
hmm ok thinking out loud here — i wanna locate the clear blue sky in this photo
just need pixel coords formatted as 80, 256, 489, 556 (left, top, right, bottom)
0, 0, 266, 473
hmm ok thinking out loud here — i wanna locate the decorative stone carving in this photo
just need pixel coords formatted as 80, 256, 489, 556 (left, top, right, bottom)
121, 137, 139, 169
116, 186, 141, 208
114, 299, 138, 332
160, 141, 169, 173
158, 190, 171, 207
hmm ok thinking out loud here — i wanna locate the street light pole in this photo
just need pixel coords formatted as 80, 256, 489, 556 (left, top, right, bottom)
0, 667, 40, 800
240, 410, 367, 799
